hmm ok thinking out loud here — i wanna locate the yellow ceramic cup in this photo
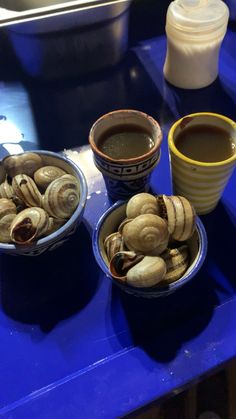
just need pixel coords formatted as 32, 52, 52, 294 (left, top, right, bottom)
168, 112, 236, 215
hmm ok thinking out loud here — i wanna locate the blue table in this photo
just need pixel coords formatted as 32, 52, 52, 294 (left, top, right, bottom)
0, 5, 236, 418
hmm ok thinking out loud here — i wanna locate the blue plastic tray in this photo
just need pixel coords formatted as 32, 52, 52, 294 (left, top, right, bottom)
0, 21, 235, 419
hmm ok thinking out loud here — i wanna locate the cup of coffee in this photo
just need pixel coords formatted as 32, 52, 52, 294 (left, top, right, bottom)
89, 109, 163, 200
168, 112, 236, 215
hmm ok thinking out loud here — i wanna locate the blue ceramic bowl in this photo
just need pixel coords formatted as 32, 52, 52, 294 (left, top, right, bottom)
93, 200, 208, 298
0, 150, 88, 256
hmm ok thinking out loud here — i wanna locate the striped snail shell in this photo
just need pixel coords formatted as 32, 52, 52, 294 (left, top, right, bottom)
12, 174, 43, 208
122, 214, 169, 254
10, 207, 49, 244
3, 153, 43, 178
0, 214, 16, 243
34, 166, 67, 191
126, 193, 160, 219
0, 198, 16, 219
158, 194, 196, 241
162, 245, 189, 283
118, 218, 132, 235
0, 177, 14, 199
104, 231, 125, 262
43, 174, 80, 219
0, 177, 25, 211
47, 217, 65, 235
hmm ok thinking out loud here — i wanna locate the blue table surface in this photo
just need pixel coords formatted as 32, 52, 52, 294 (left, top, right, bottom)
0, 3, 236, 418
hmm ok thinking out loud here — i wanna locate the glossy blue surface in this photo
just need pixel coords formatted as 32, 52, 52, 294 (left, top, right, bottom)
0, 2, 236, 417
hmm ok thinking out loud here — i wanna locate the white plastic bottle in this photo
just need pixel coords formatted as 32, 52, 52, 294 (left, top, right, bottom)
163, 0, 229, 89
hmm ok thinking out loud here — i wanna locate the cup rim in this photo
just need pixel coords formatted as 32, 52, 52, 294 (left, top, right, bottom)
89, 109, 163, 164
168, 112, 236, 167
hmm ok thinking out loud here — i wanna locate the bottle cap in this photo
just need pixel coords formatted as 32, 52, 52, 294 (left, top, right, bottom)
167, 0, 229, 33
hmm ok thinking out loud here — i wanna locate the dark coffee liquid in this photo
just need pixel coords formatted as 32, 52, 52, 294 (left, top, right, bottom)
97, 124, 154, 159
175, 124, 235, 163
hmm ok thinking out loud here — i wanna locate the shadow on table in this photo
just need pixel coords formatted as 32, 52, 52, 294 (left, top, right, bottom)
167, 77, 236, 120
0, 222, 99, 332
110, 266, 218, 365
201, 201, 236, 294
110, 201, 236, 365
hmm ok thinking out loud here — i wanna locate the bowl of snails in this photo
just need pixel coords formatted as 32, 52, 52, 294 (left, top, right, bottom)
93, 192, 208, 298
0, 150, 87, 256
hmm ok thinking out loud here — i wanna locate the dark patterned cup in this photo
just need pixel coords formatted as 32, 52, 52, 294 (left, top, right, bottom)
89, 109, 163, 201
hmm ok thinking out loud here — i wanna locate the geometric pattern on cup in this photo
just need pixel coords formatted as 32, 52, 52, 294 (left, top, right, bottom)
94, 152, 159, 177
103, 173, 151, 200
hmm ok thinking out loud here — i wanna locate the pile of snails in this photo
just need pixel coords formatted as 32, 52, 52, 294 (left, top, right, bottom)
0, 152, 80, 245
104, 193, 196, 288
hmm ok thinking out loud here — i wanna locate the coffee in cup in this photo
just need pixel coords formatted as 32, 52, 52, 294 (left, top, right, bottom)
168, 112, 236, 214
89, 109, 163, 201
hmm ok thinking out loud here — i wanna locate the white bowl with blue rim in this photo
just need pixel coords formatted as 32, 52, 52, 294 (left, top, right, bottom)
92, 200, 208, 298
0, 150, 87, 256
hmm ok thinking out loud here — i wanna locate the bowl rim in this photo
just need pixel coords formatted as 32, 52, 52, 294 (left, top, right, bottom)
92, 199, 208, 296
0, 149, 88, 250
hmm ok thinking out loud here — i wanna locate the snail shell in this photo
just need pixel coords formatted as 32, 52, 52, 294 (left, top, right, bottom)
12, 174, 43, 208
127, 256, 167, 288
10, 207, 49, 244
0, 214, 16, 243
147, 234, 169, 256
0, 177, 25, 211
0, 198, 16, 219
47, 217, 65, 235
122, 214, 169, 253
3, 153, 43, 178
161, 245, 189, 283
43, 174, 80, 219
126, 193, 160, 219
158, 195, 196, 241
109, 251, 144, 282
34, 166, 67, 191
0, 177, 14, 199
104, 232, 125, 262
118, 218, 132, 234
